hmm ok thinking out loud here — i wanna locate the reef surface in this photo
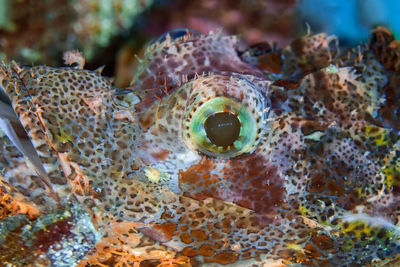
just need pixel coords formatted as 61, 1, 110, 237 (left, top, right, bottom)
1, 28, 400, 266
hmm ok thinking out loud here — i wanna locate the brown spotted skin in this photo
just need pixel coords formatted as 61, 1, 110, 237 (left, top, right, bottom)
1, 28, 400, 266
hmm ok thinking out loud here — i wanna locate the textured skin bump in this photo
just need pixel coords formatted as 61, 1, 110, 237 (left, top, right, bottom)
1, 28, 400, 266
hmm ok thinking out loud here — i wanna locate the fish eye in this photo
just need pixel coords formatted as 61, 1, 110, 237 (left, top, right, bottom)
182, 75, 268, 158
184, 96, 264, 158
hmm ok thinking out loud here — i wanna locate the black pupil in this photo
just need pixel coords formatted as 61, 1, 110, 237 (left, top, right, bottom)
204, 112, 241, 146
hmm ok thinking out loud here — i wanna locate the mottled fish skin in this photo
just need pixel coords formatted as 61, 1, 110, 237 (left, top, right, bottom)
1, 28, 400, 266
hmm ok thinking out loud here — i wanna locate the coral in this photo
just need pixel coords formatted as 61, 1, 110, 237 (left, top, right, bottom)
0, 205, 99, 266
0, 177, 40, 219
0, 0, 153, 65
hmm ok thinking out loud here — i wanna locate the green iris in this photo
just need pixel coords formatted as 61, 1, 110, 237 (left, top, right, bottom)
184, 96, 262, 158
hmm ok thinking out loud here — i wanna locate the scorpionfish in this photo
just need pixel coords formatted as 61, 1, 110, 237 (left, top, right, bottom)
1, 27, 400, 266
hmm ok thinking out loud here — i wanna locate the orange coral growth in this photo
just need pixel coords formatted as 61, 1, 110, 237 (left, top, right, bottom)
0, 182, 40, 219
78, 220, 190, 267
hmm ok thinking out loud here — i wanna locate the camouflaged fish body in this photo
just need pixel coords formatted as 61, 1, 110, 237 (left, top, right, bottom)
1, 28, 400, 266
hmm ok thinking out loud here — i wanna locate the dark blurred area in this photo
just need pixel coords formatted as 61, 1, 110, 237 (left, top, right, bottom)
0, 0, 398, 87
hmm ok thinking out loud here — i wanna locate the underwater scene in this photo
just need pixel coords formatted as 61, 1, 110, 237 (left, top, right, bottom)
2, 0, 400, 266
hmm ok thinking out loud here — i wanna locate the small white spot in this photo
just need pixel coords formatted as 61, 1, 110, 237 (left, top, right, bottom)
304, 131, 325, 141
144, 167, 162, 183
204, 57, 210, 66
